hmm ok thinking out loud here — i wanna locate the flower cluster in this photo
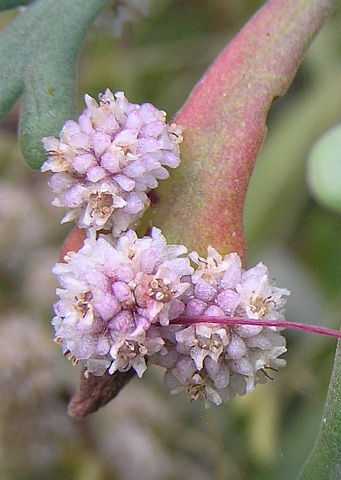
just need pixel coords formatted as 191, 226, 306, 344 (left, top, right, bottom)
52, 228, 192, 377
52, 233, 289, 406
152, 248, 289, 407
42, 90, 182, 235
43, 91, 290, 407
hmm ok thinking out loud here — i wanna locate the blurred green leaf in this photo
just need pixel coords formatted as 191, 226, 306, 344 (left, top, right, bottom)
0, 0, 34, 11
0, 0, 113, 169
307, 124, 341, 214
299, 339, 341, 480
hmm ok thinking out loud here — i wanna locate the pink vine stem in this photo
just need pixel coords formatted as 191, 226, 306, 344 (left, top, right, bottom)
172, 317, 341, 339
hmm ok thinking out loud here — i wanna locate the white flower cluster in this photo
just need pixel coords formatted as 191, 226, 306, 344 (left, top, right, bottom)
44, 91, 290, 407
42, 90, 182, 235
52, 232, 289, 406
152, 249, 289, 407
52, 228, 192, 378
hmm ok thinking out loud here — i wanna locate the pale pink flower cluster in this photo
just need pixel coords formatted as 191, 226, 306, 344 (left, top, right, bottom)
42, 90, 182, 235
152, 248, 289, 407
52, 228, 192, 377
44, 91, 289, 407
52, 233, 289, 405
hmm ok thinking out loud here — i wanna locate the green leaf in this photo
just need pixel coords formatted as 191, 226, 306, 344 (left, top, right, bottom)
298, 339, 341, 479
0, 0, 35, 11
307, 124, 341, 214
148, 0, 338, 262
0, 4, 36, 119
0, 0, 113, 169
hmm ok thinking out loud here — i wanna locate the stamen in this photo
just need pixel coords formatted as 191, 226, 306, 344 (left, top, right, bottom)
260, 369, 274, 380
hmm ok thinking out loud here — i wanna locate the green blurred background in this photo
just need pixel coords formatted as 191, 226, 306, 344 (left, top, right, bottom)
1, 1, 341, 479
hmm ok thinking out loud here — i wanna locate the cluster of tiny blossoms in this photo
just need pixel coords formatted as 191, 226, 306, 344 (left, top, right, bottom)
52, 228, 192, 378
42, 90, 182, 235
43, 91, 290, 407
152, 249, 289, 406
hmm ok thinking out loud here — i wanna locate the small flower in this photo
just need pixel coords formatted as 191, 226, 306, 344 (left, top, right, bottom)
153, 247, 289, 407
52, 228, 192, 377
236, 262, 290, 320
42, 90, 183, 235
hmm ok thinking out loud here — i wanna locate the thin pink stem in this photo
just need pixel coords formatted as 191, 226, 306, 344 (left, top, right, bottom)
171, 317, 341, 339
